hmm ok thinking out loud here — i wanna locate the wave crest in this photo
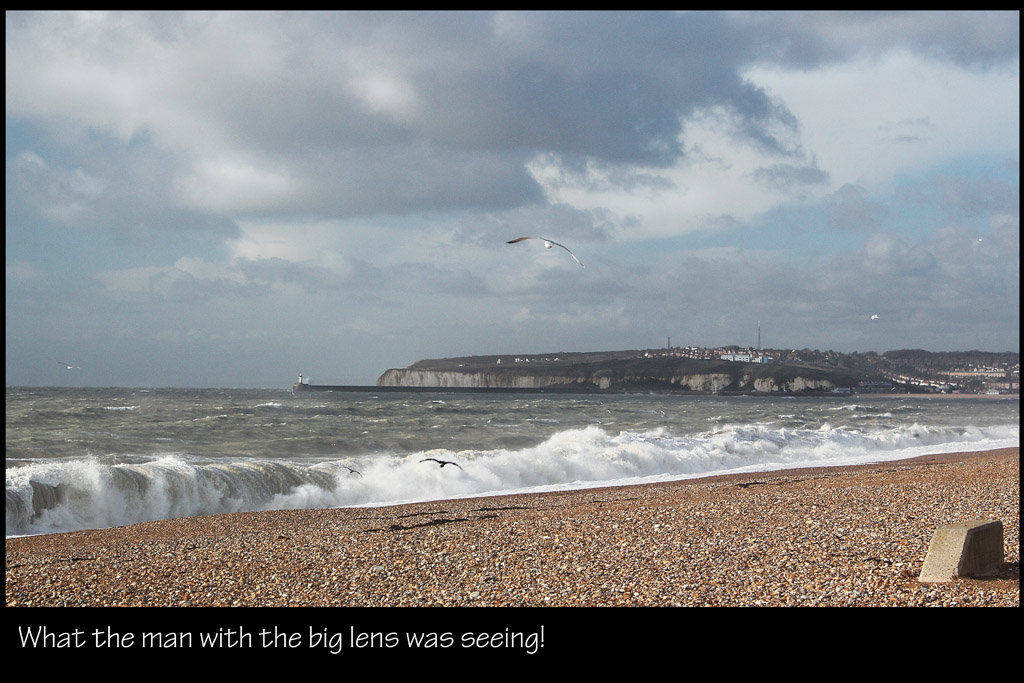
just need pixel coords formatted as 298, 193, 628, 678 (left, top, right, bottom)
7, 421, 1018, 537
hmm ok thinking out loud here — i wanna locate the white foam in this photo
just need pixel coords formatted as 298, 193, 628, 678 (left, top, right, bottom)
7, 420, 1018, 537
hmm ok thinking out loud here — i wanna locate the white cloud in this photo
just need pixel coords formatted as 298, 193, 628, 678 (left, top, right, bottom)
174, 158, 303, 214
526, 103, 824, 241
743, 49, 1019, 190
5, 11, 1018, 386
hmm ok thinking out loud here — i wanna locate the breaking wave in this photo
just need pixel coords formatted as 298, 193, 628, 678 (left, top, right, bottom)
7, 420, 1017, 537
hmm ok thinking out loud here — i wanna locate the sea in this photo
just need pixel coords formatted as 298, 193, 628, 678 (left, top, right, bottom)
5, 386, 1019, 538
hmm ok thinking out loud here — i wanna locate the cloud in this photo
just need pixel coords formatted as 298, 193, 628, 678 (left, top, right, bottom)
734, 10, 1020, 69
826, 184, 888, 232
6, 133, 240, 246
752, 161, 830, 191
931, 174, 1020, 220
9, 11, 1015, 240
6, 11, 809, 225
7, 151, 105, 224
4, 11, 1018, 386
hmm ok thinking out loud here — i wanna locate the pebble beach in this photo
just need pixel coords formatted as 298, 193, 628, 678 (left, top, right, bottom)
6, 447, 1018, 609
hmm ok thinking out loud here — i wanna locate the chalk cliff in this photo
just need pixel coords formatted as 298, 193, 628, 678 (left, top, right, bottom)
376, 352, 860, 394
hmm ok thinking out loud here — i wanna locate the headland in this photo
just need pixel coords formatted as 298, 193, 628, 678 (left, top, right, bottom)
364, 347, 1019, 395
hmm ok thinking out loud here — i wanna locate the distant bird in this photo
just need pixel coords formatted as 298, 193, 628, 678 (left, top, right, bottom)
870, 314, 879, 320
58, 361, 78, 370
420, 458, 463, 470
342, 465, 362, 477
507, 236, 584, 267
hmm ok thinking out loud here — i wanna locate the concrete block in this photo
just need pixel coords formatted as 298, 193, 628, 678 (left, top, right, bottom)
919, 520, 1004, 583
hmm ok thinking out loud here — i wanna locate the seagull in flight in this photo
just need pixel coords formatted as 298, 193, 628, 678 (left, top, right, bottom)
58, 361, 78, 370
870, 314, 879, 320
342, 465, 362, 477
507, 236, 584, 267
420, 458, 463, 470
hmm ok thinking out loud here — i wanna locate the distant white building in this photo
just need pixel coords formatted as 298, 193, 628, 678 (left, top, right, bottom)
720, 353, 768, 363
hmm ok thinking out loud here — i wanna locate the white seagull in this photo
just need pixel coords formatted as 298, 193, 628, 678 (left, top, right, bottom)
507, 236, 584, 267
58, 361, 78, 370
870, 314, 879, 320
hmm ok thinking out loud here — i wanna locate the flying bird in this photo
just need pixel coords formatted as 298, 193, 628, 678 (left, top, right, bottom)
342, 465, 362, 477
58, 362, 78, 370
507, 236, 584, 267
420, 458, 463, 470
870, 314, 879, 320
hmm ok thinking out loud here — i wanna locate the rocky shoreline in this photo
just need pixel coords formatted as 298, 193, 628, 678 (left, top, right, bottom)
6, 448, 1018, 609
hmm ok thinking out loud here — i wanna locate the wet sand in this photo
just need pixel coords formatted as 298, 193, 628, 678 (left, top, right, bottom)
6, 447, 1018, 608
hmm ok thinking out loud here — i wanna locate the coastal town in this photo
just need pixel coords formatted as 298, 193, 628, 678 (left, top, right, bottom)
500, 345, 1020, 395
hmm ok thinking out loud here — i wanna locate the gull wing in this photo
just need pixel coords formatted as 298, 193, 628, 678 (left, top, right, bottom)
506, 236, 584, 267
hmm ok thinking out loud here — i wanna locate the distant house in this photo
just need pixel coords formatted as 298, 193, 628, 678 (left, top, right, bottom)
720, 353, 768, 363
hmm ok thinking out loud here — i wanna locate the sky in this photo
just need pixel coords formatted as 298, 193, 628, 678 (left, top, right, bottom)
5, 10, 1020, 388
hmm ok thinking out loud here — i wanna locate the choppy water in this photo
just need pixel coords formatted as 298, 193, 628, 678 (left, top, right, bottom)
6, 386, 1018, 537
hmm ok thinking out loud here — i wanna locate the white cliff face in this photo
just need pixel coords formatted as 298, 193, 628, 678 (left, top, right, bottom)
376, 369, 591, 389
680, 373, 734, 392
376, 368, 838, 393
752, 376, 836, 393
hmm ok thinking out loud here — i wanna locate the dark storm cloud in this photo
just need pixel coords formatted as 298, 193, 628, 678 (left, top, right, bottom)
286, 144, 547, 219
7, 10, 1018, 230
316, 11, 769, 163
6, 11, 813, 224
232, 10, 811, 217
